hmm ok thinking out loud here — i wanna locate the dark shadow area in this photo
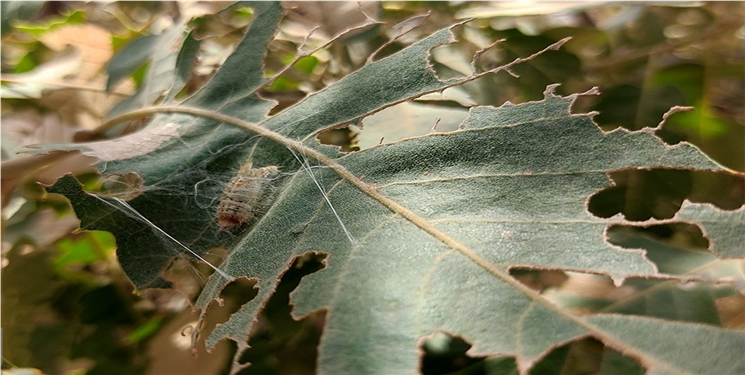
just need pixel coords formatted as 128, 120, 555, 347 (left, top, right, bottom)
236, 252, 327, 375
532, 337, 644, 375
588, 169, 744, 221
198, 277, 260, 343
421, 332, 486, 375
420, 332, 513, 375
316, 127, 360, 153
508, 269, 569, 293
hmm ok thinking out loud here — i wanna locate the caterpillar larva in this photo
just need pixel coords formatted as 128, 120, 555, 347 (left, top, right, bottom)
217, 161, 280, 231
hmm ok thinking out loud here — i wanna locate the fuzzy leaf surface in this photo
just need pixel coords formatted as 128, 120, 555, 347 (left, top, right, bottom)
37, 3, 745, 374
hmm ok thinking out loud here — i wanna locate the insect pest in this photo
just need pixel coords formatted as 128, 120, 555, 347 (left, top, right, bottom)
217, 161, 280, 231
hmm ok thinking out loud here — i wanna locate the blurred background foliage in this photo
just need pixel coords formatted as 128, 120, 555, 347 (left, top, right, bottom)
2, 2, 743, 374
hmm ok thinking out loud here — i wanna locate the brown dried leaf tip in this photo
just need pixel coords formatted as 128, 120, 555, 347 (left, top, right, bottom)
217, 161, 280, 232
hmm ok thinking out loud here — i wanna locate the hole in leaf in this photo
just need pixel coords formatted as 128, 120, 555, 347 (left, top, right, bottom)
601, 279, 735, 325
543, 270, 738, 326
592, 84, 686, 131
715, 294, 745, 329
532, 337, 644, 375
509, 269, 569, 292
420, 332, 500, 375
316, 127, 360, 153
588, 169, 744, 221
218, 277, 261, 313
162, 246, 233, 301
236, 252, 327, 374
589, 169, 692, 221
607, 224, 715, 275
608, 222, 709, 248
199, 277, 260, 340
262, 85, 307, 115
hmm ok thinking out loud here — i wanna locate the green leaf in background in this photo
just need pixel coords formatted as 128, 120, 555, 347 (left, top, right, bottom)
53, 231, 115, 278
125, 316, 164, 343
0, 1, 43, 36
10, 9, 85, 37
105, 34, 160, 91
105, 23, 188, 119
22, 2, 745, 374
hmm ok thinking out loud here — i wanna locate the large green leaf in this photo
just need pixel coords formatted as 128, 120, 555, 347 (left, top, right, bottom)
34, 2, 745, 374
106, 24, 186, 118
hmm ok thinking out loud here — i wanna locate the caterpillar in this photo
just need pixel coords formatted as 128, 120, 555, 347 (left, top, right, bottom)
217, 161, 280, 231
